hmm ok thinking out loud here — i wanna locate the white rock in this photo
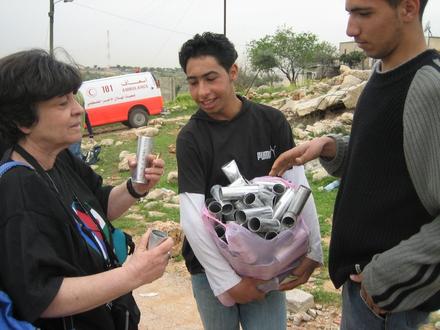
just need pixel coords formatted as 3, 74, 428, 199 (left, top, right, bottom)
293, 128, 309, 140
100, 138, 114, 146
307, 309, 318, 318
167, 171, 178, 184
286, 289, 315, 313
162, 203, 180, 209
340, 75, 363, 89
300, 311, 313, 322
342, 81, 367, 109
312, 168, 330, 181
339, 65, 351, 74
295, 96, 324, 117
338, 112, 354, 125
148, 211, 166, 218
146, 188, 176, 201
144, 201, 160, 209
145, 189, 167, 201
126, 213, 144, 221
118, 158, 130, 172
292, 315, 302, 326
136, 127, 160, 137
119, 150, 132, 161
170, 195, 180, 204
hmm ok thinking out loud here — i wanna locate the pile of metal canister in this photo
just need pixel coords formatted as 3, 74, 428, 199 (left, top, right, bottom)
206, 160, 311, 241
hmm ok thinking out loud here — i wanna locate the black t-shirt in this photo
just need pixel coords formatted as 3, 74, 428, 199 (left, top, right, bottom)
0, 140, 9, 159
176, 95, 295, 274
0, 150, 117, 329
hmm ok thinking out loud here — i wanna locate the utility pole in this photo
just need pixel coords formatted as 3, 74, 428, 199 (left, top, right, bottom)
107, 30, 111, 68
49, 0, 73, 55
49, 0, 55, 55
223, 0, 226, 36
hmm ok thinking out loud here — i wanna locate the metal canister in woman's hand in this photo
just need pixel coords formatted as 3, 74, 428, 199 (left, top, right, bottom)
133, 135, 154, 184
147, 229, 168, 249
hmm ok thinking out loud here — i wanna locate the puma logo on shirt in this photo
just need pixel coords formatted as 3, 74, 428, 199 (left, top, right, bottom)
257, 145, 277, 161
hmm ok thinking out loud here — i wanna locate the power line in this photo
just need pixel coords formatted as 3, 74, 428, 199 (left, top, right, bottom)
71, 2, 193, 36
151, 0, 198, 64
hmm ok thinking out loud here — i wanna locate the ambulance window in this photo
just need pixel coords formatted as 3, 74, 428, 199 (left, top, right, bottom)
151, 73, 160, 88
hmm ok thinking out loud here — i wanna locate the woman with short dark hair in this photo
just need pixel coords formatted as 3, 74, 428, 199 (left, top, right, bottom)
0, 49, 173, 330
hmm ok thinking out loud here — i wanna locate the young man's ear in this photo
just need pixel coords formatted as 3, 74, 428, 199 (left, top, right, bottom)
229, 63, 239, 82
399, 0, 421, 23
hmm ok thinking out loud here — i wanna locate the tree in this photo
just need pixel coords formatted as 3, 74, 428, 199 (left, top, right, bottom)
248, 27, 335, 84
339, 50, 367, 68
313, 41, 338, 78
247, 37, 279, 88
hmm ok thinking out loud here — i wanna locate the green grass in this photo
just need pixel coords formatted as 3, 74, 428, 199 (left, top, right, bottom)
310, 288, 341, 306
309, 176, 338, 238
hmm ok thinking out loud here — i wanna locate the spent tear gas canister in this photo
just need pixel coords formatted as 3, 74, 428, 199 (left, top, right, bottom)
281, 185, 311, 228
248, 217, 281, 233
288, 185, 312, 217
133, 136, 153, 183
234, 206, 274, 224
221, 160, 247, 185
272, 188, 295, 221
220, 185, 261, 200
147, 229, 168, 249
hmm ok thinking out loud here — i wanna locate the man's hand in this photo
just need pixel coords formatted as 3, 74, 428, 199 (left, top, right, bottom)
227, 277, 266, 304
269, 137, 336, 177
279, 257, 320, 291
350, 274, 388, 316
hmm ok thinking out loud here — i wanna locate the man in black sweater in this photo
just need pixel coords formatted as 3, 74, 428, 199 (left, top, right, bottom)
271, 0, 439, 329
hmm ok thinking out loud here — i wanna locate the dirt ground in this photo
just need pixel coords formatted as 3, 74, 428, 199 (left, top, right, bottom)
133, 260, 343, 330
134, 261, 203, 330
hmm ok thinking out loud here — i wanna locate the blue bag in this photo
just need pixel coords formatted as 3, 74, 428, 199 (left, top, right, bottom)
0, 292, 35, 330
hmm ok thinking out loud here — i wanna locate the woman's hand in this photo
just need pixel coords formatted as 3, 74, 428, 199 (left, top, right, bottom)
128, 154, 165, 194
123, 229, 174, 287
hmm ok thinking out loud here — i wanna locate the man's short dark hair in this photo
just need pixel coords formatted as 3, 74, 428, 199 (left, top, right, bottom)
386, 0, 428, 19
0, 49, 82, 144
178, 32, 238, 73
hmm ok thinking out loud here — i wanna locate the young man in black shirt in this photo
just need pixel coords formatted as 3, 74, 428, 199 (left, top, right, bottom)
176, 32, 322, 330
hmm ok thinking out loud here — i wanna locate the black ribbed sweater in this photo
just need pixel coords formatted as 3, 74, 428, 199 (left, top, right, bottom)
329, 52, 434, 289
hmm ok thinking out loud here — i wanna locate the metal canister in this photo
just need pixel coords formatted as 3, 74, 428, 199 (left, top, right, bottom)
147, 229, 168, 249
133, 135, 153, 183
288, 185, 312, 217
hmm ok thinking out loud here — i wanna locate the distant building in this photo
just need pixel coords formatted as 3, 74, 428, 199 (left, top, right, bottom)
427, 36, 440, 51
339, 41, 373, 69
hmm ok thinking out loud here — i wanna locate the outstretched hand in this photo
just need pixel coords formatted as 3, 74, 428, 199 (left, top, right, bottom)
269, 137, 336, 177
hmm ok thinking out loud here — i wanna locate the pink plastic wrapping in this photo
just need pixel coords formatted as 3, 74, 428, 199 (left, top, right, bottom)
202, 176, 310, 306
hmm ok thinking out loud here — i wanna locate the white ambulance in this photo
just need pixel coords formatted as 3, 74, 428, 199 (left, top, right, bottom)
79, 72, 163, 128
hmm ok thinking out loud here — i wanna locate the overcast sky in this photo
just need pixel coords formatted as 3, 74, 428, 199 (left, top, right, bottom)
0, 0, 438, 68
